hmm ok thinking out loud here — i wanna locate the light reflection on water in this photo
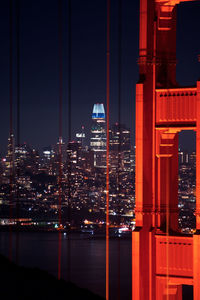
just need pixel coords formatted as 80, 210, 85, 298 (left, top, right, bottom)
0, 232, 132, 300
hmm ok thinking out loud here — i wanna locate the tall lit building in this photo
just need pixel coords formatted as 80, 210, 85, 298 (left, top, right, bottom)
76, 126, 86, 148
109, 123, 131, 171
90, 103, 106, 168
5, 134, 15, 176
109, 123, 130, 151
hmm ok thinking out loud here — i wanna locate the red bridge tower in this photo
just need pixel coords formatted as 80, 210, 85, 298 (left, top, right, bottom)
132, 0, 200, 299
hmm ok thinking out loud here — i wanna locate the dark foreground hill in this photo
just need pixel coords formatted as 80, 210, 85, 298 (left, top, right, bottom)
0, 254, 105, 300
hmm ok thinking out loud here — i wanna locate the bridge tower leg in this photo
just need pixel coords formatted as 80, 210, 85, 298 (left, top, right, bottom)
133, 1, 198, 299
194, 81, 200, 300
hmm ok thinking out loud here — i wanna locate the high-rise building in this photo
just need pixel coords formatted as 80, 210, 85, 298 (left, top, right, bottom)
190, 151, 196, 167
67, 140, 81, 167
76, 126, 86, 148
109, 123, 130, 150
15, 143, 40, 174
109, 123, 131, 171
5, 134, 15, 176
90, 103, 106, 168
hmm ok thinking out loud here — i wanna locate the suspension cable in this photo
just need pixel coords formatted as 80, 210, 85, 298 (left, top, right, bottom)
117, 0, 122, 299
67, 0, 72, 283
106, 0, 110, 299
9, 0, 13, 262
58, 0, 63, 280
16, 0, 21, 265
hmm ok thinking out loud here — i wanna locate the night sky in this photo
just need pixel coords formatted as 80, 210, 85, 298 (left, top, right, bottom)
0, 0, 200, 155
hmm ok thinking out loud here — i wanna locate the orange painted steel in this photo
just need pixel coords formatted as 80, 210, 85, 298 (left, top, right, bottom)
133, 0, 200, 299
156, 88, 197, 124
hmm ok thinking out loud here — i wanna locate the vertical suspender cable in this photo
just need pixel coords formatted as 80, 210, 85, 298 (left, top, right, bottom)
165, 51, 171, 300
106, 0, 110, 299
164, 24, 170, 300
152, 20, 156, 228
149, 19, 157, 300
117, 0, 122, 299
165, 26, 170, 300
67, 0, 72, 282
16, 0, 20, 265
9, 0, 13, 262
58, 0, 63, 280
166, 158, 169, 300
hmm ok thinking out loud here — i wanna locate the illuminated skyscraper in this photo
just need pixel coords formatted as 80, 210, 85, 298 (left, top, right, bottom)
109, 123, 131, 171
109, 123, 130, 151
5, 134, 15, 176
76, 126, 86, 148
90, 103, 106, 168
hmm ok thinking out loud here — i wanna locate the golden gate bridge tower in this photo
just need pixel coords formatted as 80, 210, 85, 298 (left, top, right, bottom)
132, 0, 200, 299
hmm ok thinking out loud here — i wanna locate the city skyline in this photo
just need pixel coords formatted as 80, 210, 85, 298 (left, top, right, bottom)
0, 0, 200, 155
0, 104, 196, 157
0, 121, 196, 231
